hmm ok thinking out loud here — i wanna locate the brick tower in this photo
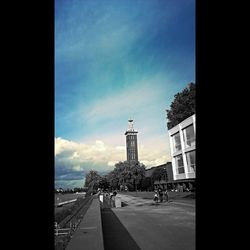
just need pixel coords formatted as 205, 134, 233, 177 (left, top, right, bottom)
125, 119, 138, 162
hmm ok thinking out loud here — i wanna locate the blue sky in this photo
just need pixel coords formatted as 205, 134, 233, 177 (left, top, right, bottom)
55, 0, 195, 189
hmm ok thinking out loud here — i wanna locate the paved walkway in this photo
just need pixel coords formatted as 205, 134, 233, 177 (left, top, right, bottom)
111, 194, 195, 250
101, 208, 141, 250
65, 197, 104, 250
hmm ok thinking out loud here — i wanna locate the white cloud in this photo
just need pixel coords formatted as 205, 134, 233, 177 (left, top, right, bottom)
107, 161, 118, 167
72, 165, 84, 171
115, 146, 125, 151
72, 152, 80, 159
55, 133, 171, 189
55, 137, 80, 156
55, 134, 171, 172
138, 143, 171, 168
55, 137, 126, 170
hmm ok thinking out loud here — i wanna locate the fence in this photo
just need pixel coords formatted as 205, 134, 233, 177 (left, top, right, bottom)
55, 195, 94, 250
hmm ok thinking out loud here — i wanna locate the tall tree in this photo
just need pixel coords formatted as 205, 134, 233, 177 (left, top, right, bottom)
84, 170, 101, 189
107, 161, 146, 191
166, 83, 195, 129
132, 162, 146, 191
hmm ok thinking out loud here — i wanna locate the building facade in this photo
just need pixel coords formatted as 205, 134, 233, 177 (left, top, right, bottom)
168, 114, 196, 187
125, 119, 138, 162
145, 162, 195, 191
145, 162, 173, 190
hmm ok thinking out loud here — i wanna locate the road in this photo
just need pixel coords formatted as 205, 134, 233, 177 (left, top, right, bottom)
109, 194, 195, 250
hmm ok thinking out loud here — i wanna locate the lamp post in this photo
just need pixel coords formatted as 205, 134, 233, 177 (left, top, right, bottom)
135, 169, 138, 196
164, 168, 167, 190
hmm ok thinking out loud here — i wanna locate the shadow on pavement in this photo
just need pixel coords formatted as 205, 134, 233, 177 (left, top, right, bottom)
101, 208, 141, 250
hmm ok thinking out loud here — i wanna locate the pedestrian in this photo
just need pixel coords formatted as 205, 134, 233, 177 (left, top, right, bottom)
158, 188, 163, 202
153, 190, 159, 204
164, 189, 169, 202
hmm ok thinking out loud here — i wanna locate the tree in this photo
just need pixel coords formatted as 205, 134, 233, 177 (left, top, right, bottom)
98, 175, 109, 190
141, 177, 152, 191
132, 162, 146, 191
107, 161, 146, 191
107, 170, 119, 190
84, 170, 101, 194
166, 83, 195, 129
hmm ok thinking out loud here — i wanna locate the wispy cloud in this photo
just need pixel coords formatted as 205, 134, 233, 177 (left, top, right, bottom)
138, 134, 171, 167
55, 0, 195, 188
85, 74, 170, 123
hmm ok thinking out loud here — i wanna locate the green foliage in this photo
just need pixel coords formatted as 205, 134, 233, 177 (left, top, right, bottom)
98, 175, 109, 190
84, 170, 102, 196
166, 83, 195, 129
107, 161, 146, 191
84, 170, 101, 188
125, 182, 134, 191
55, 197, 84, 224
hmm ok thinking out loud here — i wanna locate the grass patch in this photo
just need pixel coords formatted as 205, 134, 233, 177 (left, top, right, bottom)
55, 197, 85, 224
55, 196, 93, 250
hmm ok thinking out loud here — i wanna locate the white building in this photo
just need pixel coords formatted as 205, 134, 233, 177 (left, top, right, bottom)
168, 114, 196, 182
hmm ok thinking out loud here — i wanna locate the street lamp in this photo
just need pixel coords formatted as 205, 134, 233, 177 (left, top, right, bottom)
134, 169, 138, 195
163, 168, 167, 180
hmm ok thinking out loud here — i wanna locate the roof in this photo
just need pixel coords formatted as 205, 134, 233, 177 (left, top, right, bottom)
145, 162, 173, 179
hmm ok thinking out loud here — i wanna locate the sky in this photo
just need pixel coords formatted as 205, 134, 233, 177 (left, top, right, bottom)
55, 0, 195, 189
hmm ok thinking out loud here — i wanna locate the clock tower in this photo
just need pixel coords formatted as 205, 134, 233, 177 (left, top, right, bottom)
125, 119, 139, 163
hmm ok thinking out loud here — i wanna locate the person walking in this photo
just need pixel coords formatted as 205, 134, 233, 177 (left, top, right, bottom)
153, 190, 159, 204
158, 188, 163, 202
165, 189, 169, 202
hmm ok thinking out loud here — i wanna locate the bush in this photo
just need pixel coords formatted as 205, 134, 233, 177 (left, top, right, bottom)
126, 183, 134, 191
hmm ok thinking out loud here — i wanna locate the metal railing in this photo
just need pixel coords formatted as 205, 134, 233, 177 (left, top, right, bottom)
55, 195, 94, 250
59, 195, 93, 228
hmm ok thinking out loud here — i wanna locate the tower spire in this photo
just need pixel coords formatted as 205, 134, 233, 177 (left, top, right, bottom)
127, 119, 134, 131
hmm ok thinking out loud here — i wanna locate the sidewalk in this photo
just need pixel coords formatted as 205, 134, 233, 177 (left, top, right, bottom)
116, 193, 195, 208
65, 197, 104, 250
111, 194, 195, 250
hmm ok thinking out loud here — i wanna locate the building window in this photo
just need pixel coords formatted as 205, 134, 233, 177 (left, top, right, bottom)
175, 155, 185, 174
183, 125, 195, 148
131, 141, 135, 146
172, 132, 182, 152
132, 152, 136, 160
186, 151, 196, 172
